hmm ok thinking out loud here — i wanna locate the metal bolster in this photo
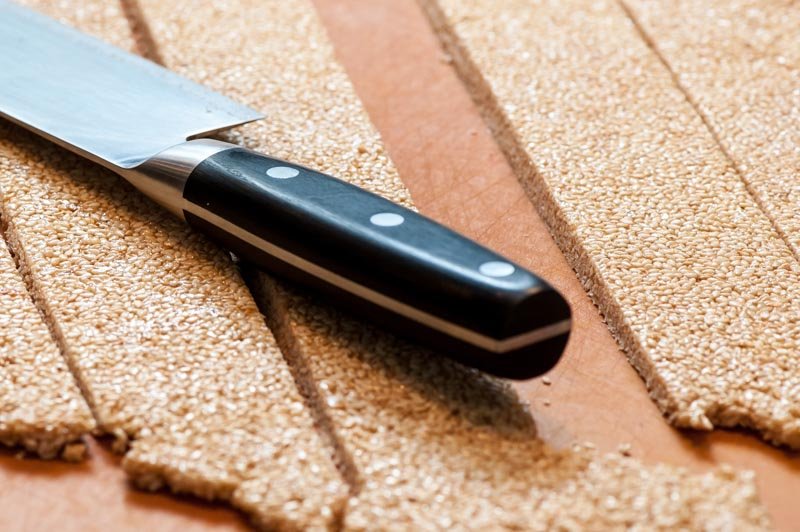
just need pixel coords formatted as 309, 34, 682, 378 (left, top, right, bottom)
119, 139, 237, 219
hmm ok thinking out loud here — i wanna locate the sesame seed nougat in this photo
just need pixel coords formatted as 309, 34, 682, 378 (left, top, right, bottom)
0, 230, 94, 460
140, 0, 769, 527
255, 281, 771, 530
624, 0, 800, 259
420, 0, 800, 449
3, 1, 345, 528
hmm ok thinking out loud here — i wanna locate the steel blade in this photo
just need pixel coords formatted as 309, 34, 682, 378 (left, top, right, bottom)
0, 1, 263, 169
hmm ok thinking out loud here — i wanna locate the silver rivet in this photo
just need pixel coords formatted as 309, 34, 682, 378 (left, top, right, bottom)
266, 166, 299, 179
479, 261, 515, 277
370, 212, 404, 227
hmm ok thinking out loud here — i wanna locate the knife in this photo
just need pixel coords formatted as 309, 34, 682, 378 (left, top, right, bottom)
0, 1, 571, 379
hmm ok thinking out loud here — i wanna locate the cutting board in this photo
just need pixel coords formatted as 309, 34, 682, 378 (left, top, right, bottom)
0, 1, 796, 530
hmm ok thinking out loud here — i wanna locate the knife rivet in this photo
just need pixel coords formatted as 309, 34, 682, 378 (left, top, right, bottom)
266, 166, 299, 179
479, 261, 515, 278
370, 212, 404, 227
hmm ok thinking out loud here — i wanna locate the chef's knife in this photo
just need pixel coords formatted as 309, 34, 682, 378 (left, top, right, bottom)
0, 1, 571, 379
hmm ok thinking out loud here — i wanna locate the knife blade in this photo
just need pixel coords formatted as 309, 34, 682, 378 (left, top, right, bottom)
0, 0, 571, 379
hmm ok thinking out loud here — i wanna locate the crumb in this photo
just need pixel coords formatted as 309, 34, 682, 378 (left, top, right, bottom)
110, 428, 129, 454
62, 441, 87, 462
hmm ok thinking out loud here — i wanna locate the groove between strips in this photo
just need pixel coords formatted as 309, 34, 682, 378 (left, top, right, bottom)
617, 0, 800, 268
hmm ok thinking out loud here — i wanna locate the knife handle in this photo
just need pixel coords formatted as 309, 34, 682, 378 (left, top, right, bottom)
129, 140, 571, 378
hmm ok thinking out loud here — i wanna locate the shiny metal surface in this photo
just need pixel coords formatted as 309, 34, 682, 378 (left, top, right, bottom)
0, 1, 263, 169
121, 139, 237, 218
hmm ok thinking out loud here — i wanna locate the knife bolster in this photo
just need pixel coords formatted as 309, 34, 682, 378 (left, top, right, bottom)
120, 139, 237, 219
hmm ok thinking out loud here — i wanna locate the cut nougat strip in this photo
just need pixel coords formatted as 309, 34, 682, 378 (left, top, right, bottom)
0, 0, 134, 465
623, 0, 800, 256
1, 1, 345, 528
0, 228, 94, 460
257, 281, 771, 530
419, 0, 800, 448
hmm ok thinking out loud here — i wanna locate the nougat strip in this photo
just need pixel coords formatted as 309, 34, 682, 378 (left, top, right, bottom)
1, 1, 346, 528
419, 0, 800, 448
0, 227, 94, 460
622, 0, 800, 256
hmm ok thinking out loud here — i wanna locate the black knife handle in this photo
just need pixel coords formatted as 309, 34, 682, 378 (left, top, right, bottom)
180, 147, 571, 378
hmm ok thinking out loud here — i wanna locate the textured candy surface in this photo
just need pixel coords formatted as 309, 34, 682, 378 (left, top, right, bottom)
0, 0, 775, 528
1, 1, 345, 528
624, 0, 800, 258
0, 231, 94, 460
421, 0, 800, 449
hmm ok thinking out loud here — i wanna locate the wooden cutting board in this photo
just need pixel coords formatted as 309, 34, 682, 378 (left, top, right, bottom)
0, 1, 796, 530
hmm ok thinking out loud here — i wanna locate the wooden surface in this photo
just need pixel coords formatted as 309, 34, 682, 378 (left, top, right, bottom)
0, 1, 796, 530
